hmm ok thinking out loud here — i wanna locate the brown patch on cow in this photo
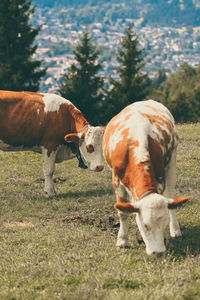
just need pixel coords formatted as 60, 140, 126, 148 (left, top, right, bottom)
0, 91, 88, 153
109, 128, 133, 173
103, 119, 157, 201
67, 104, 88, 133
103, 122, 124, 168
141, 113, 173, 134
145, 104, 158, 112
148, 136, 165, 188
168, 196, 189, 209
124, 113, 132, 121
111, 137, 156, 201
114, 203, 139, 214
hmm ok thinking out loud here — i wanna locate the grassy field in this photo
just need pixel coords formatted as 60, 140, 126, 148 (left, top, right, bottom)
0, 123, 199, 300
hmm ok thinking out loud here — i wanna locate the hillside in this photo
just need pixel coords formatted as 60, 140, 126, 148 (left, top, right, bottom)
33, 0, 200, 27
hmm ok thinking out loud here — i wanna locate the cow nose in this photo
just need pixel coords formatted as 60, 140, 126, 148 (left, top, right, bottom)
95, 165, 104, 172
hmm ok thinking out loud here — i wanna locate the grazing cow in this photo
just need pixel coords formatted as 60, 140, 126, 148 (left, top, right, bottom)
103, 100, 188, 255
0, 90, 104, 196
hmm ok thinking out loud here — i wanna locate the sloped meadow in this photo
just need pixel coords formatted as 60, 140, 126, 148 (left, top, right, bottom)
0, 123, 199, 299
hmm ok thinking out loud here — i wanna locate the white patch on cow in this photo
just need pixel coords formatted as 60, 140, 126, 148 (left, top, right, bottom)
79, 126, 104, 171
37, 109, 40, 115
107, 100, 177, 165
108, 128, 124, 153
42, 93, 72, 113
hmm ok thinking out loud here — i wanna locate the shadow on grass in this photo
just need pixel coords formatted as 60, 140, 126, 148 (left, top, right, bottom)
57, 187, 114, 199
167, 225, 200, 257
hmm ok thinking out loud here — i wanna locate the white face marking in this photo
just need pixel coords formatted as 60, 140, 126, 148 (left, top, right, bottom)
79, 126, 104, 171
135, 193, 170, 255
42, 93, 72, 113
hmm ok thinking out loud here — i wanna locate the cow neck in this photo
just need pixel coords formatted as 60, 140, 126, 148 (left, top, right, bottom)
75, 119, 89, 133
67, 104, 89, 133
130, 161, 157, 202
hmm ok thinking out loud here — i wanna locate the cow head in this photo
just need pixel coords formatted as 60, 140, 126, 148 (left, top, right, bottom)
115, 194, 189, 255
65, 126, 104, 172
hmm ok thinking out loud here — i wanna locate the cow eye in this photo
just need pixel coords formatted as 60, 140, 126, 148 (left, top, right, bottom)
86, 144, 94, 153
144, 224, 149, 230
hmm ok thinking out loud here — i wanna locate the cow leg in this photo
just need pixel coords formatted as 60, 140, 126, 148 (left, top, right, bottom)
163, 149, 182, 237
114, 178, 129, 248
42, 148, 57, 196
116, 212, 129, 248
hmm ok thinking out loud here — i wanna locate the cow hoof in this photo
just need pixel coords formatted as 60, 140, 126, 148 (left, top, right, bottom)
44, 191, 56, 198
116, 240, 128, 248
170, 230, 182, 238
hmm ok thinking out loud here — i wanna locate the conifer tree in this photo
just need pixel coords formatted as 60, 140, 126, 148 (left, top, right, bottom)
59, 30, 104, 124
162, 62, 200, 122
0, 0, 46, 91
104, 26, 148, 121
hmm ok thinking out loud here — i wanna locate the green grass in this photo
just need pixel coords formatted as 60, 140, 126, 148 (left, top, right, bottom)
0, 123, 200, 299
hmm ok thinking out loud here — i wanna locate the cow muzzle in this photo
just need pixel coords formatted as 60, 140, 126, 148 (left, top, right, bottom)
146, 244, 166, 255
95, 165, 104, 172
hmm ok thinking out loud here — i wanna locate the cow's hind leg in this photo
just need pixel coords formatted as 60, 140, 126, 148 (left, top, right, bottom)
163, 149, 182, 237
42, 148, 57, 197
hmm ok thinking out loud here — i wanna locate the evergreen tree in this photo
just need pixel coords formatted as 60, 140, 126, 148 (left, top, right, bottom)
59, 29, 104, 124
161, 62, 200, 122
0, 0, 46, 91
151, 68, 167, 90
104, 26, 148, 121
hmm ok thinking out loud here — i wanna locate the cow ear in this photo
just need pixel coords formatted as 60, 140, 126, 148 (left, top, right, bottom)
64, 133, 80, 144
114, 203, 139, 214
100, 126, 104, 133
168, 197, 189, 209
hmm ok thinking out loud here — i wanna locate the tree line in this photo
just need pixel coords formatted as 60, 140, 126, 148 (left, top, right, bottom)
1, 0, 200, 125
33, 0, 200, 27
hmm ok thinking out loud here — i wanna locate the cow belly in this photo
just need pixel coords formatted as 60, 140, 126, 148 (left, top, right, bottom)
0, 139, 41, 153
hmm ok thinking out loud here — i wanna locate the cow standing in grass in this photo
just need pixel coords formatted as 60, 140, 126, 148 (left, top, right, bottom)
0, 90, 104, 196
103, 100, 188, 255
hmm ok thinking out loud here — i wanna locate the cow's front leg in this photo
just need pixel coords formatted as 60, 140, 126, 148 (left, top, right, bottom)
42, 148, 57, 196
113, 176, 129, 248
169, 209, 182, 237
116, 212, 129, 248
163, 148, 182, 237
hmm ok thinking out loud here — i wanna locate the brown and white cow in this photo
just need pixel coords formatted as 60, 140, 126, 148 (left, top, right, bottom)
0, 90, 104, 196
103, 100, 188, 255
